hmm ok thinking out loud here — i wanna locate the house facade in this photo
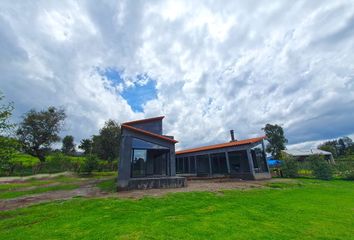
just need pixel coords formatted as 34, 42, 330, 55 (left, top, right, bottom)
117, 116, 186, 190
118, 117, 271, 190
176, 136, 271, 180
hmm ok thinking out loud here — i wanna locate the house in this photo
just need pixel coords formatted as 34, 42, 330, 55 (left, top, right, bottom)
117, 116, 186, 190
282, 149, 335, 163
118, 117, 272, 190
176, 132, 271, 180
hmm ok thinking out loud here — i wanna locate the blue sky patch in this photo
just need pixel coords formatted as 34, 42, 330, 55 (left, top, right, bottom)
98, 68, 157, 112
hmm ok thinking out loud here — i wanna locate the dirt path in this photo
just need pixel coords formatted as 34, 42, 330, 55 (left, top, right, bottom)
0, 178, 292, 211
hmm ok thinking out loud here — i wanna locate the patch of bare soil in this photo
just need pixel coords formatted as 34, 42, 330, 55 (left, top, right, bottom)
0, 178, 293, 211
0, 180, 107, 211
115, 178, 294, 199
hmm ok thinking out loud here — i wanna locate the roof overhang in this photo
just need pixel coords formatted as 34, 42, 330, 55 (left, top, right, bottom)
122, 124, 178, 143
123, 116, 165, 126
176, 136, 265, 155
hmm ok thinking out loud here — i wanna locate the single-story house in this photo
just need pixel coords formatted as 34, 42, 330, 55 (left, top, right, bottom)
282, 149, 334, 163
176, 134, 271, 180
118, 116, 271, 190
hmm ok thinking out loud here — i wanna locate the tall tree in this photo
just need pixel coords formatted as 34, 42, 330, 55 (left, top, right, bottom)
262, 123, 288, 159
16, 107, 66, 162
0, 93, 14, 133
61, 135, 75, 155
78, 138, 92, 155
0, 93, 18, 173
318, 141, 337, 157
92, 119, 121, 162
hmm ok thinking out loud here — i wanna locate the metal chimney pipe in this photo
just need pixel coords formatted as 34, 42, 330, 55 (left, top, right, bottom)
230, 130, 235, 142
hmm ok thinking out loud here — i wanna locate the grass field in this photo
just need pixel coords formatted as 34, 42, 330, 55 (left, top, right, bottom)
0, 178, 353, 240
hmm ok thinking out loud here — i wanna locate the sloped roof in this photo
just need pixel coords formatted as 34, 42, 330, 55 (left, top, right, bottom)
283, 149, 332, 156
176, 136, 265, 155
123, 116, 164, 126
121, 124, 178, 143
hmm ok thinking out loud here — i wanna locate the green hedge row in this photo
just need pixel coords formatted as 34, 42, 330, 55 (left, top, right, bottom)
274, 156, 354, 180
0, 152, 118, 176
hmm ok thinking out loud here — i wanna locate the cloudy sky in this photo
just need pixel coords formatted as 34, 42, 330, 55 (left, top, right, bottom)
0, 0, 354, 150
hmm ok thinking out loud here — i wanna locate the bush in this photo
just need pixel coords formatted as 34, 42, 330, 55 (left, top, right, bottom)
334, 161, 354, 180
344, 171, 354, 180
309, 155, 333, 180
46, 153, 71, 172
281, 156, 298, 178
81, 155, 99, 175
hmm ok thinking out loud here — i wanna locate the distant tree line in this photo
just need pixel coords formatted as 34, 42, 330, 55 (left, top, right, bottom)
318, 137, 354, 157
0, 92, 120, 175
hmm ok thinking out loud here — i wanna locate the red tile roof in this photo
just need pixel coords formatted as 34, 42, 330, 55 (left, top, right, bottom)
176, 136, 265, 155
123, 116, 164, 126
122, 124, 178, 143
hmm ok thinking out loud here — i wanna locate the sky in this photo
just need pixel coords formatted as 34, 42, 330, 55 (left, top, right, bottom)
0, 0, 353, 150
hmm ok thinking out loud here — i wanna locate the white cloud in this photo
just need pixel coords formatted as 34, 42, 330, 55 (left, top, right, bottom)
0, 0, 354, 150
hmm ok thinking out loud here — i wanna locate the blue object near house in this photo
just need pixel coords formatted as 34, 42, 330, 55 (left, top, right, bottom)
267, 159, 282, 167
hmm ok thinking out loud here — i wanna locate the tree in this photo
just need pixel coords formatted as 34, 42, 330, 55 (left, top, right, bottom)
78, 138, 92, 155
0, 93, 18, 174
262, 123, 288, 159
61, 135, 75, 155
16, 107, 66, 162
318, 137, 353, 157
92, 119, 121, 162
0, 93, 14, 134
318, 140, 338, 157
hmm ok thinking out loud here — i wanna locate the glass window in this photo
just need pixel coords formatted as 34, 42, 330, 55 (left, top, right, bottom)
211, 153, 228, 174
251, 143, 268, 173
196, 154, 210, 174
176, 157, 183, 174
183, 157, 189, 173
148, 150, 167, 176
228, 151, 249, 173
189, 156, 196, 173
132, 138, 169, 149
132, 149, 146, 177
131, 138, 169, 178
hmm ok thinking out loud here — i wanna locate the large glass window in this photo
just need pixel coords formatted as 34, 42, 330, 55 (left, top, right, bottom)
228, 150, 249, 173
211, 153, 228, 174
131, 138, 169, 178
189, 156, 196, 173
251, 143, 268, 173
132, 138, 169, 149
196, 154, 210, 174
132, 149, 147, 177
183, 157, 189, 173
176, 157, 183, 174
176, 156, 196, 174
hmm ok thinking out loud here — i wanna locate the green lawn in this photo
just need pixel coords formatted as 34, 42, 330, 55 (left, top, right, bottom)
0, 179, 353, 239
0, 184, 80, 199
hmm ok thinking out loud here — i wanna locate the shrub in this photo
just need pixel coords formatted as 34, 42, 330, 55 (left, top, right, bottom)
334, 161, 354, 180
46, 152, 71, 172
81, 155, 99, 175
309, 155, 333, 180
343, 170, 354, 180
281, 156, 298, 178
